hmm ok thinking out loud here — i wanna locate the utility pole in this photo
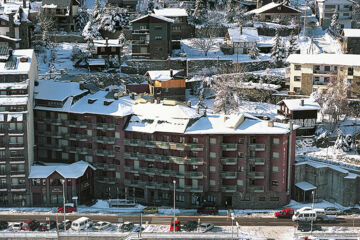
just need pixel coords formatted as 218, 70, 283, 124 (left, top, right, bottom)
60, 179, 66, 223
173, 180, 176, 233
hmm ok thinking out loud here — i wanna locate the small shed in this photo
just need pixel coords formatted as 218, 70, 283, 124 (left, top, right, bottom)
224, 27, 259, 54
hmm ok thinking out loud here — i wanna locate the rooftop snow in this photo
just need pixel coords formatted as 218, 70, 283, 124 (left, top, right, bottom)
247, 2, 300, 14
227, 27, 259, 43
28, 161, 95, 179
35, 80, 87, 101
185, 114, 293, 135
93, 39, 123, 47
42, 4, 57, 8
0, 35, 21, 42
295, 181, 317, 191
88, 59, 105, 66
146, 70, 182, 81
0, 97, 27, 106
0, 49, 34, 74
130, 14, 174, 23
342, 28, 360, 37
153, 8, 188, 17
0, 82, 27, 90
287, 54, 360, 66
279, 98, 321, 111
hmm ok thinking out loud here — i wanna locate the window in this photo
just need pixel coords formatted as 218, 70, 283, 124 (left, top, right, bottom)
155, 26, 162, 30
210, 180, 216, 186
172, 26, 181, 31
238, 166, 244, 172
324, 77, 330, 83
238, 138, 244, 144
210, 138, 216, 145
294, 76, 301, 82
272, 180, 279, 186
348, 67, 354, 76
294, 65, 301, 70
193, 138, 198, 143
155, 36, 162, 40
314, 76, 320, 82
210, 166, 216, 172
210, 152, 216, 159
9, 136, 23, 144
176, 194, 184, 202
237, 180, 243, 186
162, 193, 169, 199
237, 152, 244, 158
314, 65, 320, 71
272, 166, 279, 172
207, 195, 216, 202
140, 25, 147, 30
273, 138, 280, 144
272, 152, 279, 159
179, 137, 185, 143
324, 66, 330, 71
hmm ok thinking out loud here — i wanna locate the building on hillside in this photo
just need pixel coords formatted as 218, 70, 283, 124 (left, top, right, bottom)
315, 0, 353, 29
153, 8, 194, 42
106, 0, 137, 11
28, 161, 95, 206
41, 0, 79, 32
130, 14, 173, 60
0, 49, 38, 207
341, 29, 360, 54
246, 2, 301, 25
224, 27, 259, 54
91, 38, 123, 61
145, 69, 186, 101
287, 54, 360, 98
124, 103, 296, 208
277, 98, 321, 136
34, 80, 133, 199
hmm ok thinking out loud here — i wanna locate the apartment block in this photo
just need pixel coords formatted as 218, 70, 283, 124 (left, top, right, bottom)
341, 29, 360, 54
315, 0, 353, 29
287, 54, 360, 97
0, 49, 38, 206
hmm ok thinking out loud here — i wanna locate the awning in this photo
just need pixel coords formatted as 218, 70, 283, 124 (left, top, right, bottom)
295, 181, 317, 191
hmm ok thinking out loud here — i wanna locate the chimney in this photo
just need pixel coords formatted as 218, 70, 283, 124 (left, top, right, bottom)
268, 120, 274, 128
187, 101, 191, 107
300, 99, 304, 106
23, 0, 26, 9
170, 69, 173, 78
105, 37, 109, 47
8, 12, 15, 38
156, 97, 160, 104
289, 121, 293, 131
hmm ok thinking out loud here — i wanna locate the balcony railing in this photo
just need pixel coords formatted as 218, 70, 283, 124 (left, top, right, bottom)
248, 171, 265, 179
220, 171, 237, 179
220, 157, 237, 165
248, 158, 265, 165
221, 186, 237, 192
95, 136, 115, 144
249, 144, 265, 151
222, 144, 238, 151
95, 123, 115, 130
132, 40, 150, 45
248, 185, 265, 192
68, 120, 88, 128
124, 138, 204, 152
313, 70, 337, 75
96, 177, 116, 184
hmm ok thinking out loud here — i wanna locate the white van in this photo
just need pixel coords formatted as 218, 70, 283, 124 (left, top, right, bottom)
292, 210, 317, 222
71, 217, 93, 231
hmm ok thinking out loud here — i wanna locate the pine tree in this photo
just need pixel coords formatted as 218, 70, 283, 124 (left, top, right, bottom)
226, 0, 237, 22
148, 0, 154, 12
287, 30, 299, 56
271, 30, 285, 67
330, 9, 341, 36
193, 0, 207, 23
248, 44, 260, 59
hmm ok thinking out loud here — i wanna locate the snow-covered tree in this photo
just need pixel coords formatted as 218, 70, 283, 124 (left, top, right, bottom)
271, 30, 285, 67
193, 0, 208, 23
148, 0, 154, 11
330, 9, 341, 36
75, 9, 89, 32
191, 27, 218, 56
212, 76, 239, 114
248, 44, 260, 59
226, 0, 237, 22
287, 30, 299, 56
36, 12, 55, 46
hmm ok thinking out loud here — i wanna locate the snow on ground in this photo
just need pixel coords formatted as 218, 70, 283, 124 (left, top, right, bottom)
285, 200, 347, 211
238, 100, 279, 119
84, 0, 106, 9
251, 67, 287, 77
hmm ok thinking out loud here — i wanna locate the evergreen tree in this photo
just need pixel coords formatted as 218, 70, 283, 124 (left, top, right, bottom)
330, 9, 341, 35
193, 0, 207, 23
226, 0, 237, 22
287, 30, 299, 56
148, 0, 154, 12
248, 44, 260, 59
94, 0, 102, 15
271, 30, 285, 67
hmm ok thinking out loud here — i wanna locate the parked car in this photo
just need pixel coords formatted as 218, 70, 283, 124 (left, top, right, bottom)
324, 207, 341, 215
132, 225, 145, 232
274, 208, 294, 218
169, 220, 181, 232
297, 222, 322, 232
58, 220, 72, 230
119, 222, 134, 232
71, 217, 93, 231
141, 206, 158, 214
0, 221, 8, 230
199, 223, 214, 233
40, 220, 56, 231
21, 219, 40, 231
11, 222, 22, 231
182, 221, 197, 232
343, 207, 360, 215
93, 221, 111, 231
197, 205, 218, 215
292, 210, 317, 222
57, 203, 77, 213
316, 214, 337, 223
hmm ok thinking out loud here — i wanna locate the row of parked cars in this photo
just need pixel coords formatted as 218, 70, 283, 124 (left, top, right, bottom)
141, 205, 218, 215
275, 206, 360, 219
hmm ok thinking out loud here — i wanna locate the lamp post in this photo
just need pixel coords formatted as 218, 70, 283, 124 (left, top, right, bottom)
173, 180, 176, 233
311, 190, 315, 234
231, 213, 234, 240
60, 179, 66, 223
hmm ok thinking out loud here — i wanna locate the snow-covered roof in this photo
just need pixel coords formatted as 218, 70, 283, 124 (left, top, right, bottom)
93, 39, 123, 47
35, 80, 87, 101
153, 8, 188, 17
247, 2, 301, 14
279, 98, 321, 111
342, 28, 360, 38
0, 96, 27, 105
130, 14, 174, 23
227, 27, 259, 43
295, 181, 317, 191
185, 114, 294, 135
28, 161, 95, 179
146, 70, 183, 81
88, 59, 106, 66
287, 54, 360, 66
42, 4, 57, 8
0, 35, 21, 42
0, 49, 34, 75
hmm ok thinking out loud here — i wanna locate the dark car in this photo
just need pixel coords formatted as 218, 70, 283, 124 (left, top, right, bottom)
58, 220, 72, 230
297, 222, 322, 232
40, 220, 57, 231
182, 221, 197, 232
197, 204, 218, 215
324, 207, 341, 215
0, 221, 8, 230
21, 219, 40, 231
343, 207, 360, 215
119, 222, 134, 232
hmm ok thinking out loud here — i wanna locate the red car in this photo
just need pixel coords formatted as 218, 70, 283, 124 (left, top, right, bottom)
56, 203, 77, 213
169, 220, 181, 232
21, 219, 40, 231
274, 208, 294, 218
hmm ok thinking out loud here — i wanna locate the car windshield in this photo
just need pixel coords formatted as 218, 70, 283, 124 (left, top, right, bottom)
23, 223, 28, 227
295, 212, 299, 216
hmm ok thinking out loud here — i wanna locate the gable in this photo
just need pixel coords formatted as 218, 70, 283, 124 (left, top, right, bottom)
262, 5, 301, 14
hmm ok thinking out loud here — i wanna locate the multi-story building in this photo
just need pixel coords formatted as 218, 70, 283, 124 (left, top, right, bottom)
0, 49, 38, 206
131, 14, 173, 60
341, 29, 360, 54
106, 0, 137, 11
287, 54, 360, 97
315, 0, 353, 29
34, 80, 133, 199
41, 0, 79, 32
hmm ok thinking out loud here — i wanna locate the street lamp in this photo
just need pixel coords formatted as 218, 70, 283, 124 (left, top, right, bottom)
231, 213, 234, 240
60, 179, 66, 223
173, 180, 176, 233
311, 190, 315, 233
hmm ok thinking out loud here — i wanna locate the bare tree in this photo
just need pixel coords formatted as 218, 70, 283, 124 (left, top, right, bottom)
36, 12, 55, 44
191, 27, 219, 56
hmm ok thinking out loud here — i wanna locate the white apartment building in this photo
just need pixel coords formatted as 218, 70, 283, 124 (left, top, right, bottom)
315, 0, 354, 29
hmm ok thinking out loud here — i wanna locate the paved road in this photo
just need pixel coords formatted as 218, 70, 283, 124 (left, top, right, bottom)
1, 213, 360, 227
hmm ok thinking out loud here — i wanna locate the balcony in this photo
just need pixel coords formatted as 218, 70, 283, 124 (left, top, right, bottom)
222, 143, 238, 151
248, 185, 265, 192
68, 120, 88, 128
154, 141, 169, 149
144, 168, 157, 175
248, 171, 265, 179
189, 144, 203, 151
186, 171, 203, 179
145, 181, 157, 189
132, 29, 150, 34
158, 183, 170, 190
220, 157, 237, 165
95, 149, 115, 157
221, 171, 237, 179
95, 136, 115, 144
11, 184, 26, 189
159, 170, 171, 177
124, 152, 138, 160
313, 81, 327, 86
95, 123, 115, 131
249, 144, 265, 151
221, 186, 237, 193
248, 158, 265, 165
68, 134, 88, 142
97, 177, 116, 184
169, 143, 186, 151
50, 119, 62, 126
313, 70, 337, 75
124, 179, 145, 188
132, 40, 150, 45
